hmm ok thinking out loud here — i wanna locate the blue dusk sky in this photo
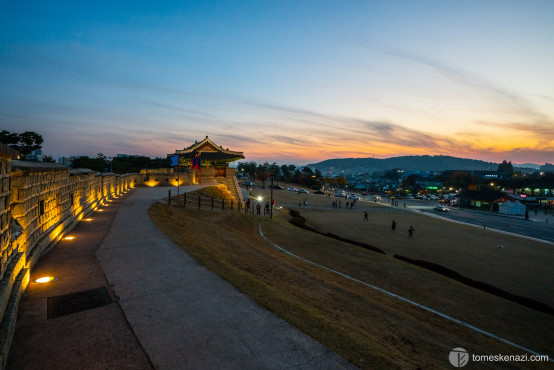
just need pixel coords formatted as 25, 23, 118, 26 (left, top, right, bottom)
1, 0, 553, 164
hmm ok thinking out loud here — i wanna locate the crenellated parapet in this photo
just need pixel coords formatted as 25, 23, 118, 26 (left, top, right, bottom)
10, 161, 72, 267
0, 158, 142, 369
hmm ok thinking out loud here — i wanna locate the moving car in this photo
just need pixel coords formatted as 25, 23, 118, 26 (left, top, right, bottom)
434, 205, 449, 212
287, 187, 299, 192
299, 189, 309, 194
271, 185, 284, 190
372, 195, 381, 200
348, 195, 360, 200
314, 190, 325, 195
334, 193, 346, 197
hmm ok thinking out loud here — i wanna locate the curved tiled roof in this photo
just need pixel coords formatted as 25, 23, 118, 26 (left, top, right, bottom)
170, 136, 244, 162
459, 190, 515, 202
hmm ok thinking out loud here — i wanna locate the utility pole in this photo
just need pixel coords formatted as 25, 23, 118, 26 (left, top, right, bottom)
177, 164, 180, 200
270, 173, 274, 219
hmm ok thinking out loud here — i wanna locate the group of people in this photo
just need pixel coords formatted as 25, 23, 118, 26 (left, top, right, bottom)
244, 199, 274, 215
332, 199, 356, 209
362, 216, 415, 238
391, 219, 416, 238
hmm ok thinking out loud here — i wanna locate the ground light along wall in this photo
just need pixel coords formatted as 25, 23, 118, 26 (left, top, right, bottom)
0, 155, 141, 369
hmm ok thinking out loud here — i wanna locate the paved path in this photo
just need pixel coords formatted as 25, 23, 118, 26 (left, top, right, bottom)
96, 187, 354, 369
8, 190, 152, 370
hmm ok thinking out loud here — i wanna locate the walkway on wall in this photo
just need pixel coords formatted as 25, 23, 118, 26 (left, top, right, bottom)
7, 189, 152, 369
8, 186, 353, 369
96, 186, 353, 369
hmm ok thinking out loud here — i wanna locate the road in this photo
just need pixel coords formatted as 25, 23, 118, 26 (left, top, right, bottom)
366, 197, 554, 243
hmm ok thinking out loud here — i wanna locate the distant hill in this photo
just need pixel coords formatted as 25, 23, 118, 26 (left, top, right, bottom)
307, 155, 501, 172
514, 163, 541, 170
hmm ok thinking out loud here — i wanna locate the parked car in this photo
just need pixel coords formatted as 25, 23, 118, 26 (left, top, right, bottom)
271, 185, 284, 190
241, 182, 256, 187
434, 205, 449, 212
287, 187, 299, 192
299, 189, 309, 194
314, 190, 325, 195
361, 192, 369, 196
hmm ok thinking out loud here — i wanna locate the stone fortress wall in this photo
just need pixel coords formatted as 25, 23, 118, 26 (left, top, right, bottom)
0, 148, 243, 367
0, 145, 175, 368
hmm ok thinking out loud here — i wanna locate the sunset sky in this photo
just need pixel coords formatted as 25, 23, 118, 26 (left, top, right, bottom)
1, 1, 553, 165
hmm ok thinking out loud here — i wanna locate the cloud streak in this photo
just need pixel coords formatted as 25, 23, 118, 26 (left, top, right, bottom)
220, 96, 552, 164
387, 50, 547, 117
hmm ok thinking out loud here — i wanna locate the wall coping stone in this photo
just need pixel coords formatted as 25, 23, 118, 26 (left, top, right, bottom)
0, 144, 18, 159
11, 160, 67, 171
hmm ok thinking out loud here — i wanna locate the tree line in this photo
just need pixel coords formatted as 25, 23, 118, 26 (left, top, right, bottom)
0, 130, 45, 159
236, 161, 347, 190
72, 154, 170, 174
0, 130, 172, 173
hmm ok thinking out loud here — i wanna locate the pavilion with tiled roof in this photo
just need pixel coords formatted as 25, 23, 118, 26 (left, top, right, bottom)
169, 136, 244, 178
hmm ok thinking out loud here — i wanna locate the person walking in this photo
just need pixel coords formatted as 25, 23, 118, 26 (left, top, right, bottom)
245, 199, 251, 214
256, 203, 261, 215
391, 219, 396, 231
264, 202, 270, 215
408, 225, 415, 238
364, 211, 368, 221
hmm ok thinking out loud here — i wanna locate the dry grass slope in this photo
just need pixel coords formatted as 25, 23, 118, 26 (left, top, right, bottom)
149, 204, 552, 369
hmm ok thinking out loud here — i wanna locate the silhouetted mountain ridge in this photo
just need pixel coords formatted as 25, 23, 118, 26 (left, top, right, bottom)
308, 155, 500, 172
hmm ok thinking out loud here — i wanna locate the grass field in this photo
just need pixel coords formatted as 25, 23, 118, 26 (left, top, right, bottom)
248, 186, 554, 308
149, 189, 553, 369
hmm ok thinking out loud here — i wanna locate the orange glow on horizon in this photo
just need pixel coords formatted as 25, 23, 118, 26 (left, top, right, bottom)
237, 132, 551, 164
